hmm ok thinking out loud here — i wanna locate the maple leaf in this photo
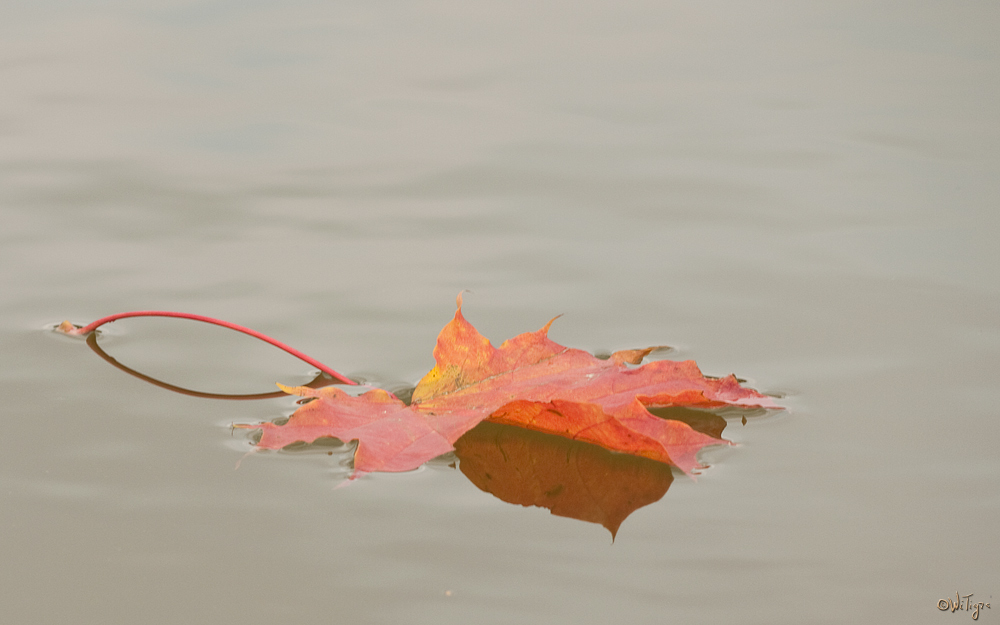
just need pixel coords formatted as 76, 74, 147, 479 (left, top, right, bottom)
238, 295, 778, 476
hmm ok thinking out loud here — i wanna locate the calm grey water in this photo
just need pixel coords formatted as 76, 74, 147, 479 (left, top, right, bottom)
2, 2, 998, 623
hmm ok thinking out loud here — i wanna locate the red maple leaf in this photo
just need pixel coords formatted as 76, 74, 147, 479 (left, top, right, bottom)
238, 296, 778, 476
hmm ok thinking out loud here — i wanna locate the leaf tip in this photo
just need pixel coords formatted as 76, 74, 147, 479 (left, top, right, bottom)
339, 470, 369, 487
540, 314, 562, 336
610, 347, 659, 365
456, 289, 475, 311
276, 383, 327, 398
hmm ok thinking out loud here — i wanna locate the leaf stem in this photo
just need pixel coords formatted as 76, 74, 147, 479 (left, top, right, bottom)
65, 310, 357, 385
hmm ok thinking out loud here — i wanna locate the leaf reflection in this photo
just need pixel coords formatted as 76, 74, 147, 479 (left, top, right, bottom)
84, 332, 338, 399
454, 421, 675, 539
646, 406, 728, 440
453, 408, 733, 539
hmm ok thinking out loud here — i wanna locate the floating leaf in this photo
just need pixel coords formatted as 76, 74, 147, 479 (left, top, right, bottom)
239, 296, 777, 476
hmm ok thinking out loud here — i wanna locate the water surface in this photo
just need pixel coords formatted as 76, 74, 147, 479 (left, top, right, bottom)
2, 2, 998, 623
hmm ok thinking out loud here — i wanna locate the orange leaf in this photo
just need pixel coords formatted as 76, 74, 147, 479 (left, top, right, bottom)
238, 295, 778, 475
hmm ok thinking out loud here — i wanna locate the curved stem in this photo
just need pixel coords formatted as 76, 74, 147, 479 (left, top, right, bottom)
72, 310, 357, 385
